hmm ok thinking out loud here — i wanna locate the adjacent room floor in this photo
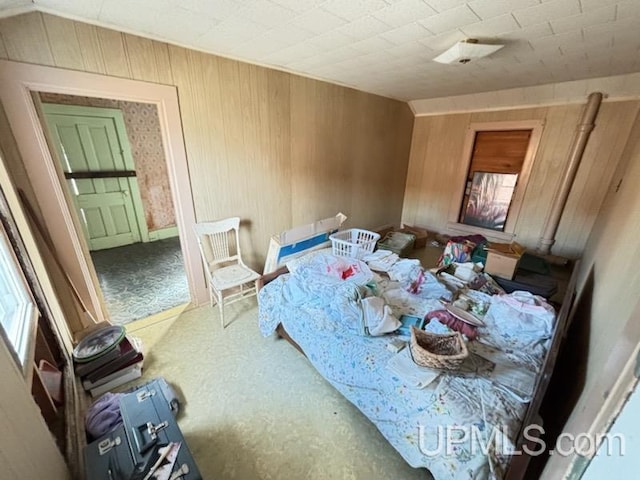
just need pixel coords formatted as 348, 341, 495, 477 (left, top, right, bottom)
90, 237, 190, 325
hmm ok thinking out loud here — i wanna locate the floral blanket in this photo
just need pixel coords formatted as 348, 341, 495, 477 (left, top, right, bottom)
258, 255, 556, 480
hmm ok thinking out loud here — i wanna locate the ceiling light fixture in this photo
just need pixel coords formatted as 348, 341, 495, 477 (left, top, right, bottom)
433, 39, 505, 65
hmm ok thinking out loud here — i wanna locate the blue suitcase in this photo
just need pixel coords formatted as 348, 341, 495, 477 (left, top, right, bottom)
119, 379, 202, 479
84, 425, 137, 480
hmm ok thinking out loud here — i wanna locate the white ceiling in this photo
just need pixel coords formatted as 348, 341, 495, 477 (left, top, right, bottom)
1, 0, 640, 101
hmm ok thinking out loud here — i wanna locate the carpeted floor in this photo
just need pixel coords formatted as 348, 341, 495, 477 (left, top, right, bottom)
90, 237, 190, 325
126, 301, 433, 480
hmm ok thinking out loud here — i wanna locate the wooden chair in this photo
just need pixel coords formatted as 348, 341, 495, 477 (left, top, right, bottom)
194, 218, 260, 328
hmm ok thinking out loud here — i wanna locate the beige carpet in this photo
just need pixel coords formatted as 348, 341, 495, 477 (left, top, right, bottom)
127, 299, 433, 480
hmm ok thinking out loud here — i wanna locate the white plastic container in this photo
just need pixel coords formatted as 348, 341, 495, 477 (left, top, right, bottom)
329, 229, 380, 259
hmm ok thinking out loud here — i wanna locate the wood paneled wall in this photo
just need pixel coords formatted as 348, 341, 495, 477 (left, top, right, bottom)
543, 106, 640, 478
0, 12, 414, 268
403, 101, 640, 257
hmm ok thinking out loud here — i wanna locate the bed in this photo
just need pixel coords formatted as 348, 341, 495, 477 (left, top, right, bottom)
257, 251, 577, 480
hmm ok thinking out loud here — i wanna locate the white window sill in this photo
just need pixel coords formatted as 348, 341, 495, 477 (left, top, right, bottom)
446, 222, 516, 243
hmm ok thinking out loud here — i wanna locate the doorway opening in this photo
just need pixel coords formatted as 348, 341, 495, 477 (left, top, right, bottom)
0, 59, 208, 333
38, 94, 189, 325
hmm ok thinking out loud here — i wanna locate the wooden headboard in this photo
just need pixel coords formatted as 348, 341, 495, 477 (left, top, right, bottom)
257, 265, 289, 292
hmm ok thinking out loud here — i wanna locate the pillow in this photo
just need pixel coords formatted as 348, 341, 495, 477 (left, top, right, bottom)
284, 247, 333, 274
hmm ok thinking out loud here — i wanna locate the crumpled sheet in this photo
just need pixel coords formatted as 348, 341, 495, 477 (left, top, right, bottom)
258, 264, 558, 480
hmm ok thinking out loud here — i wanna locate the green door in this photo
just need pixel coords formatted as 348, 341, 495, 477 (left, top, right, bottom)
42, 104, 148, 251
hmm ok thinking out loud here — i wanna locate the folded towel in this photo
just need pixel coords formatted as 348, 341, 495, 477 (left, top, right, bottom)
363, 249, 399, 272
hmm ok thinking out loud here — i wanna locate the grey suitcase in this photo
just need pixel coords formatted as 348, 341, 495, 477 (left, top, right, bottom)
84, 425, 137, 480
120, 379, 202, 479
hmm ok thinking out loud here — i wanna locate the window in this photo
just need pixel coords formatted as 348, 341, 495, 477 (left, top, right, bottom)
449, 121, 543, 238
0, 222, 37, 373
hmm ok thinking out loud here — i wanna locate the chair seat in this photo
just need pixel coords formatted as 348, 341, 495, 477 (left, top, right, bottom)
210, 264, 260, 291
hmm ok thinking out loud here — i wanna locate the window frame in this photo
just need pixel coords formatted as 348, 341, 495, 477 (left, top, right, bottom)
447, 120, 544, 240
0, 219, 38, 379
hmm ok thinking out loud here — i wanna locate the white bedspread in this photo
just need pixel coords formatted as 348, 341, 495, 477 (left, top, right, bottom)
258, 253, 556, 480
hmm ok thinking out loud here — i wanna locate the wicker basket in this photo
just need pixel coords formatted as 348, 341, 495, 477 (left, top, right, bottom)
409, 326, 468, 370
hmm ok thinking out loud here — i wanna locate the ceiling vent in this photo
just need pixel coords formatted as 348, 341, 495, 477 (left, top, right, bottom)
433, 39, 505, 65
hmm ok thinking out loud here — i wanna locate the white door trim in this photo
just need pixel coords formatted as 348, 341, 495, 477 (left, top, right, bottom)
0, 59, 208, 324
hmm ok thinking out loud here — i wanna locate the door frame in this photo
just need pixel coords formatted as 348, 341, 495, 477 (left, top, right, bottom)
41, 103, 151, 247
0, 59, 208, 325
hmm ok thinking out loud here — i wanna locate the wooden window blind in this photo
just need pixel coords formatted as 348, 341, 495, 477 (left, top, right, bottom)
459, 129, 532, 227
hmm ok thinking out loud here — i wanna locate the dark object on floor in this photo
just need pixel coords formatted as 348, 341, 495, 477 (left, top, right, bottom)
82, 336, 144, 384
494, 272, 558, 298
120, 379, 201, 479
124, 377, 181, 416
399, 224, 429, 249
518, 252, 551, 275
84, 425, 137, 480
378, 231, 416, 257
493, 253, 558, 298
73, 325, 126, 363
84, 379, 201, 479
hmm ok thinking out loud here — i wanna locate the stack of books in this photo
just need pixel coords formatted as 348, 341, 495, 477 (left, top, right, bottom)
75, 336, 144, 397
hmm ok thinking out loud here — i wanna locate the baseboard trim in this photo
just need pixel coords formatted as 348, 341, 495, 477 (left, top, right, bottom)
147, 226, 179, 242
125, 302, 190, 333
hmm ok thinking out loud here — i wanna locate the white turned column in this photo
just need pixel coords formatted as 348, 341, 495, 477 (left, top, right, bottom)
538, 92, 603, 255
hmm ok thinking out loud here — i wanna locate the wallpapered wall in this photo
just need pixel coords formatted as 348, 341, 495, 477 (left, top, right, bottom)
39, 92, 176, 231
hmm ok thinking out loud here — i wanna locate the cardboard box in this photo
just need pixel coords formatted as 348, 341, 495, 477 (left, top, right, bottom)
263, 213, 347, 274
400, 224, 429, 249
379, 231, 415, 257
374, 224, 396, 240
484, 242, 526, 280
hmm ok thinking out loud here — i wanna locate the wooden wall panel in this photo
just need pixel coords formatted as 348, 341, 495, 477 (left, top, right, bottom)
96, 28, 131, 78
0, 33, 7, 60
0, 12, 415, 270
577, 109, 640, 386
403, 101, 640, 257
73, 22, 107, 74
349, 91, 411, 230
124, 34, 160, 83
513, 105, 579, 249
153, 42, 173, 85
553, 101, 640, 256
401, 113, 471, 230
289, 78, 413, 232
291, 77, 348, 225
42, 15, 84, 70
0, 13, 54, 66
543, 110, 640, 480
